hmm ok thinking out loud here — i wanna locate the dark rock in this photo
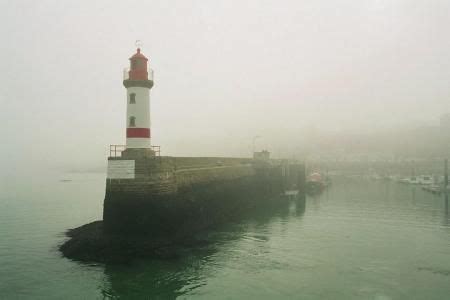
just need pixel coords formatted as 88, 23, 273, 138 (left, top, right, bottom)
61, 221, 166, 263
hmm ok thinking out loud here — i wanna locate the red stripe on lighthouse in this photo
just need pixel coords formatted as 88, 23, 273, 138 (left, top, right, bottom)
127, 128, 151, 138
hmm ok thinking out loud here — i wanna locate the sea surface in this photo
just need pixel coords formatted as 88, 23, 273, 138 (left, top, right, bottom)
1, 172, 450, 299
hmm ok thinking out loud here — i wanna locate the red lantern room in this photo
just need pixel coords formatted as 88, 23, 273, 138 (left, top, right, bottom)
128, 48, 148, 80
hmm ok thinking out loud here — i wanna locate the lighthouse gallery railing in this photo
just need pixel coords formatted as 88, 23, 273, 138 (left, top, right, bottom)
123, 68, 154, 81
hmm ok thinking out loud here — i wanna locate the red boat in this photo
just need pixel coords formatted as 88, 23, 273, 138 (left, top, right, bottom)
306, 172, 327, 194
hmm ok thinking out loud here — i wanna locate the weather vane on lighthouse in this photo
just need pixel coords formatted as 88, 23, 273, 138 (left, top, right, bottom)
135, 40, 143, 49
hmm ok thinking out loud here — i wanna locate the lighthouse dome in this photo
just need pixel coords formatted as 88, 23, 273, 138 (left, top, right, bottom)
127, 48, 149, 81
130, 48, 148, 61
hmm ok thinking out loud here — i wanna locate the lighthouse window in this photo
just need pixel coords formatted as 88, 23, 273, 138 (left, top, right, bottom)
129, 116, 136, 127
130, 93, 136, 104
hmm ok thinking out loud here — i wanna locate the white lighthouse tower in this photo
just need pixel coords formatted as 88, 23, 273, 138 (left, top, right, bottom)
123, 48, 154, 152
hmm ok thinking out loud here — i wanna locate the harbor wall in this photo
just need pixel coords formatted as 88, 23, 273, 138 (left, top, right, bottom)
103, 156, 303, 236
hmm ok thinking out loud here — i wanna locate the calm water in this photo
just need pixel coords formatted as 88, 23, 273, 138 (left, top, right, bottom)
1, 172, 450, 299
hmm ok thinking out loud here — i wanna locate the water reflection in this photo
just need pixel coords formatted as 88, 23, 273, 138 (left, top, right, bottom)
92, 178, 450, 299
295, 196, 306, 217
444, 194, 449, 226
445, 194, 449, 213
100, 197, 307, 298
101, 251, 212, 299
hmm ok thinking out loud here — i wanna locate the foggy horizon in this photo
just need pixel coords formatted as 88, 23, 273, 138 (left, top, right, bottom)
2, 0, 450, 173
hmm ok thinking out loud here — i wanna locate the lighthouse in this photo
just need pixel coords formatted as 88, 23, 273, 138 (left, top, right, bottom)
123, 48, 154, 151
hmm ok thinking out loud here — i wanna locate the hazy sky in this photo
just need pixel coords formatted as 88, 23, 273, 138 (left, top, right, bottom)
1, 0, 450, 173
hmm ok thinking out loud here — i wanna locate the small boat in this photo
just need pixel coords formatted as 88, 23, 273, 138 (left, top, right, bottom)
284, 190, 299, 196
429, 185, 441, 194
306, 172, 326, 194
399, 176, 419, 184
417, 175, 433, 185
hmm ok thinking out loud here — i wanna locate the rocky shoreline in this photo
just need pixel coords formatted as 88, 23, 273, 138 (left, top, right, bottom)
59, 221, 199, 263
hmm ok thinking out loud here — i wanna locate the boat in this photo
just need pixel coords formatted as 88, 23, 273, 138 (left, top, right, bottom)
305, 172, 326, 194
399, 176, 419, 184
417, 175, 433, 185
423, 184, 442, 194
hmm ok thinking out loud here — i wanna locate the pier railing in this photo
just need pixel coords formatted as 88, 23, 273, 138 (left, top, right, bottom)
109, 145, 161, 158
152, 145, 161, 157
110, 145, 126, 157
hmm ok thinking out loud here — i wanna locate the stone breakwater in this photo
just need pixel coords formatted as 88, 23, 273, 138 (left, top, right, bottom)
60, 156, 305, 263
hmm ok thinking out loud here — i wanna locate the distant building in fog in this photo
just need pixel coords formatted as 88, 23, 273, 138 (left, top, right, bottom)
253, 150, 271, 161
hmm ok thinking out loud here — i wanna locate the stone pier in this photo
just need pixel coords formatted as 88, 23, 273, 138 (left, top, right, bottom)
103, 154, 305, 236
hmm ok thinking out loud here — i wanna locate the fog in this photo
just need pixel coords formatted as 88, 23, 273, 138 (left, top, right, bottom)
1, 0, 450, 175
